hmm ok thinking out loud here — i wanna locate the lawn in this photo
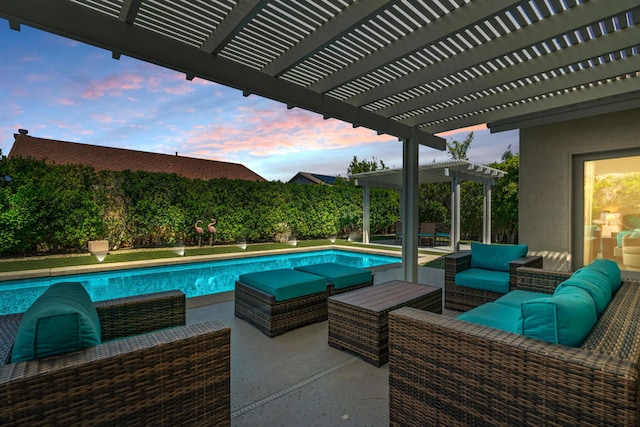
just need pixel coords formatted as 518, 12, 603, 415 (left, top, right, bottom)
0, 239, 422, 273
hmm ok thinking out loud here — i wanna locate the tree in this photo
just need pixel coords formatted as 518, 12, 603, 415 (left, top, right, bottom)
490, 154, 520, 243
501, 144, 515, 161
346, 156, 387, 175
446, 131, 474, 160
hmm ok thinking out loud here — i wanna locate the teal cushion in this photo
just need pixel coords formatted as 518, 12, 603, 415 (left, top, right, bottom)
585, 258, 622, 294
457, 302, 522, 334
294, 263, 371, 290
455, 268, 510, 293
629, 231, 640, 239
470, 243, 528, 272
238, 268, 327, 301
494, 290, 551, 308
558, 270, 611, 316
521, 286, 597, 347
11, 282, 101, 363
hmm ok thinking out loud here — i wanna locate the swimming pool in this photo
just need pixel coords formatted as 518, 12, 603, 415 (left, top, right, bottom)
0, 249, 399, 315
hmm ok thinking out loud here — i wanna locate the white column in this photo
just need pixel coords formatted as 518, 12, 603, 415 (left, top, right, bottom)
452, 172, 461, 252
401, 138, 419, 282
483, 182, 491, 244
363, 185, 370, 244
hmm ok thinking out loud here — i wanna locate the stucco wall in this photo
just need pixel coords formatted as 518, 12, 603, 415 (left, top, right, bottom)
520, 107, 640, 271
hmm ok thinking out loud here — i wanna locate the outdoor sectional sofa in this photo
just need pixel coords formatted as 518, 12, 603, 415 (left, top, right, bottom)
389, 260, 640, 426
1, 287, 231, 426
444, 242, 543, 312
234, 263, 373, 337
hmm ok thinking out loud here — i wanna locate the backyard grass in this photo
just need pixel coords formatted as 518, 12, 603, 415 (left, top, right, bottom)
0, 238, 437, 273
422, 256, 445, 269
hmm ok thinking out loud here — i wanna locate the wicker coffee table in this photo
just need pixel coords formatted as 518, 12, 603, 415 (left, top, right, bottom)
328, 280, 442, 366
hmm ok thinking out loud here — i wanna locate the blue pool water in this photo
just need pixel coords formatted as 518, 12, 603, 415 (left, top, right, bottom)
0, 249, 399, 315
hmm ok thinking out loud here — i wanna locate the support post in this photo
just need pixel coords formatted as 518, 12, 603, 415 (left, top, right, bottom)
363, 185, 370, 244
451, 172, 461, 252
401, 138, 419, 282
483, 182, 491, 244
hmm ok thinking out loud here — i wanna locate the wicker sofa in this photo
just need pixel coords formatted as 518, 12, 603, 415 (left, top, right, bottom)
389, 266, 640, 426
444, 245, 543, 312
0, 290, 231, 426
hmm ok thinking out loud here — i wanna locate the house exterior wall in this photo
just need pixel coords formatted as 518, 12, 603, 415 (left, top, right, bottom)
520, 107, 640, 271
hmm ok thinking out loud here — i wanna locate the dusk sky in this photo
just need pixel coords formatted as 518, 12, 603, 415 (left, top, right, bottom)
0, 24, 519, 182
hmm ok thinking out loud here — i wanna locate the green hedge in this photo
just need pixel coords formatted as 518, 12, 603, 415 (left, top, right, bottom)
0, 154, 519, 254
0, 156, 400, 254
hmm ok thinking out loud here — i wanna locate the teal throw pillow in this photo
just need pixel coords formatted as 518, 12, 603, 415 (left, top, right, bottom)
585, 258, 622, 294
11, 282, 101, 363
556, 272, 611, 317
521, 285, 597, 347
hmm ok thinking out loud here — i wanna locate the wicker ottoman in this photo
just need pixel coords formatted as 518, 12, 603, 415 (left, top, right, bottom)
235, 269, 329, 337
328, 280, 442, 366
294, 262, 373, 295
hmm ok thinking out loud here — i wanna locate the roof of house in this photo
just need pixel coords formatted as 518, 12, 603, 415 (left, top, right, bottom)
288, 172, 342, 185
8, 133, 266, 182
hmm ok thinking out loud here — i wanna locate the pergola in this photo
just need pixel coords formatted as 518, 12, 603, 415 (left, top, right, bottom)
1, 0, 638, 282
351, 161, 507, 257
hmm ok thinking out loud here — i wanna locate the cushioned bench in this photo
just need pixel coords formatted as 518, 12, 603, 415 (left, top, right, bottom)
234, 268, 330, 337
457, 259, 620, 347
389, 259, 640, 426
294, 262, 373, 295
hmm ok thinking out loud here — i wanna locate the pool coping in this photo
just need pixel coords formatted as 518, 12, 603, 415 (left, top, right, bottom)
0, 244, 414, 283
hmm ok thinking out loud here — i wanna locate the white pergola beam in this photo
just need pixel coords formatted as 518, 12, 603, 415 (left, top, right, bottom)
309, 0, 520, 94
262, 0, 391, 77
381, 24, 640, 120
347, 0, 632, 108
424, 71, 640, 134
200, 0, 268, 55
410, 52, 640, 127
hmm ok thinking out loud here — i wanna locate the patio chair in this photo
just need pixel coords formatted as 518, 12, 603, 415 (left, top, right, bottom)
418, 222, 436, 246
0, 288, 231, 426
435, 222, 450, 246
394, 221, 402, 244
444, 243, 543, 311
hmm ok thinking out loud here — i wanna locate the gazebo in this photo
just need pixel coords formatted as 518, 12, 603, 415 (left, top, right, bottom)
351, 161, 507, 275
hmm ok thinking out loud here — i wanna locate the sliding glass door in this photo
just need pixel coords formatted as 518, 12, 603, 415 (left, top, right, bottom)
574, 150, 640, 274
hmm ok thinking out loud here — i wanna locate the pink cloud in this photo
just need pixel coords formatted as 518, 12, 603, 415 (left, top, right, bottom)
7, 103, 24, 116
26, 73, 51, 83
178, 106, 391, 160
90, 113, 116, 124
82, 73, 145, 99
18, 54, 42, 63
57, 98, 76, 106
163, 84, 194, 96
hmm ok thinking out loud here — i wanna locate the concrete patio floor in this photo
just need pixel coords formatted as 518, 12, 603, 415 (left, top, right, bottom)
187, 264, 445, 426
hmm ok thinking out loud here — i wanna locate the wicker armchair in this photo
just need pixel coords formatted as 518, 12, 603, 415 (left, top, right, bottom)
0, 290, 231, 426
389, 267, 640, 426
444, 250, 543, 311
